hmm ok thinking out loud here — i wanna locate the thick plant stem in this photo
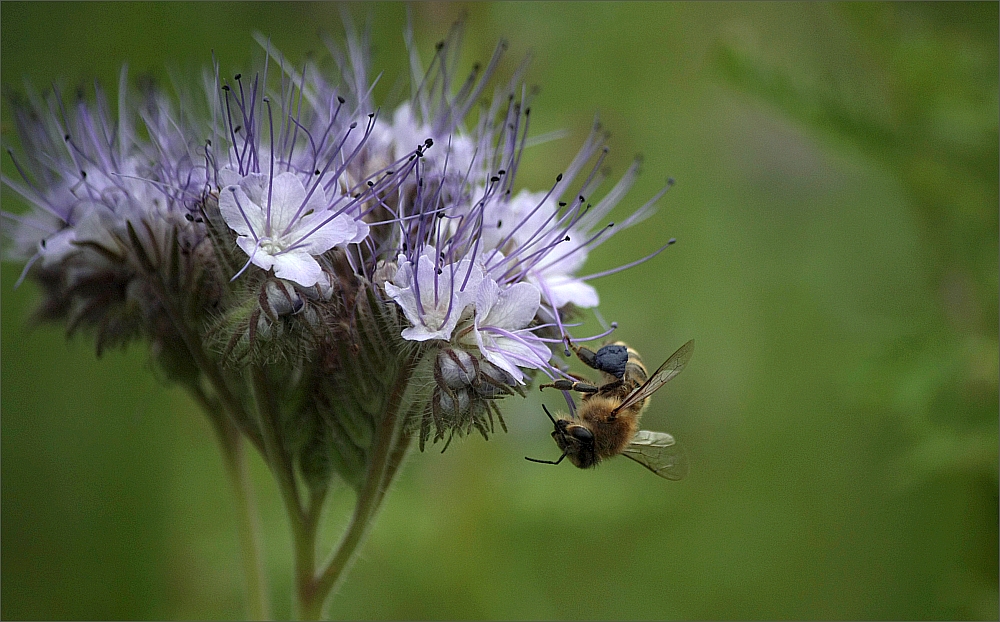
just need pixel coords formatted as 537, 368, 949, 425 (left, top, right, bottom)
294, 350, 420, 620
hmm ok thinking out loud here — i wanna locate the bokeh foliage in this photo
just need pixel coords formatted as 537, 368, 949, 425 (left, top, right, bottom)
2, 2, 996, 619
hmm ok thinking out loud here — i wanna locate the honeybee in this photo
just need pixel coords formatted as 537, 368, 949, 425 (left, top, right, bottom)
526, 339, 693, 480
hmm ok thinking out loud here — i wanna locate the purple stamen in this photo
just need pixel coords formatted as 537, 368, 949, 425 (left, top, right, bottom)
230, 238, 262, 281
227, 186, 260, 242
264, 98, 275, 236
580, 239, 675, 281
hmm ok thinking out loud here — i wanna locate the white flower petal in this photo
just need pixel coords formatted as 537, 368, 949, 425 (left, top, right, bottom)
236, 236, 274, 271
238, 173, 271, 207
531, 272, 599, 309
270, 172, 324, 232
270, 251, 323, 287
476, 331, 525, 383
481, 281, 540, 330
296, 211, 359, 254
220, 185, 257, 237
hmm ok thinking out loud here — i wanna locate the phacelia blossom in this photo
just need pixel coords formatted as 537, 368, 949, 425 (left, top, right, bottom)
462, 277, 551, 384
219, 169, 368, 286
383, 248, 483, 341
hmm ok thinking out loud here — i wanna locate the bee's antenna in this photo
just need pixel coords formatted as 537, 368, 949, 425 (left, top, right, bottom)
528, 406, 569, 465
541, 404, 558, 426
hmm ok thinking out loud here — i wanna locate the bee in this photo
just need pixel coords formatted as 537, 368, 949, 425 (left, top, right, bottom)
526, 339, 693, 480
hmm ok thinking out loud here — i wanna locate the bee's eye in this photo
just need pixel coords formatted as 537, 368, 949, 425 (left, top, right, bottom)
570, 426, 594, 442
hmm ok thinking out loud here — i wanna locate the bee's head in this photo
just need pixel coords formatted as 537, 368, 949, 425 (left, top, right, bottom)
525, 405, 597, 469
548, 408, 598, 469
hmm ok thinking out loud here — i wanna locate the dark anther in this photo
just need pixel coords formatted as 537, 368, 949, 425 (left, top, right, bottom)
435, 41, 445, 51
262, 96, 270, 103
667, 177, 676, 186
498, 169, 505, 176
564, 236, 571, 242
559, 202, 567, 207
64, 134, 71, 141
367, 180, 374, 187
368, 112, 374, 118
195, 217, 204, 223
80, 170, 87, 178
349, 122, 358, 129
436, 268, 443, 275
221, 85, 230, 91
556, 173, 563, 182
337, 95, 346, 104
386, 170, 394, 175
314, 169, 321, 175
667, 238, 677, 245
424, 138, 434, 147
234, 125, 242, 133
496, 220, 502, 228
40, 239, 46, 248
490, 176, 500, 183
234, 73, 242, 80
184, 213, 194, 221
525, 108, 531, 116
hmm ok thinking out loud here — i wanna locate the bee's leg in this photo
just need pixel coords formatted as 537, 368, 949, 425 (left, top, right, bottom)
538, 379, 600, 393
597, 378, 624, 392
525, 451, 568, 465
563, 337, 601, 370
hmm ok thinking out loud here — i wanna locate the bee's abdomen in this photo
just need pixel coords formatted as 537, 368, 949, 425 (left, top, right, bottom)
621, 344, 647, 386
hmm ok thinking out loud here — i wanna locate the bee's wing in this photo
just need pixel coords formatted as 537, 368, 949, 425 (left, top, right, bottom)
613, 339, 693, 415
621, 430, 689, 480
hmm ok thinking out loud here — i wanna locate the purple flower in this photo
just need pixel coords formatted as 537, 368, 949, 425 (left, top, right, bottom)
461, 277, 551, 383
383, 248, 483, 341
219, 169, 368, 286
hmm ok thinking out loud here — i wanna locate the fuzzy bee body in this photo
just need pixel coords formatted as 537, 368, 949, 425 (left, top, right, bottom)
530, 339, 693, 480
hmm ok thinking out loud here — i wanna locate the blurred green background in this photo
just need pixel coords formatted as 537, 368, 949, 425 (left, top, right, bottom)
2, 2, 997, 619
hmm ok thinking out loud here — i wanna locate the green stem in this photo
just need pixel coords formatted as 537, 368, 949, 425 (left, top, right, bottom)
150, 273, 271, 620
218, 426, 272, 620
250, 365, 306, 531
296, 354, 419, 620
191, 385, 271, 621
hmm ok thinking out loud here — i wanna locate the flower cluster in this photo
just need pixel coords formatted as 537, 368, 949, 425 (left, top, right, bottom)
2, 22, 680, 618
3, 26, 673, 468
